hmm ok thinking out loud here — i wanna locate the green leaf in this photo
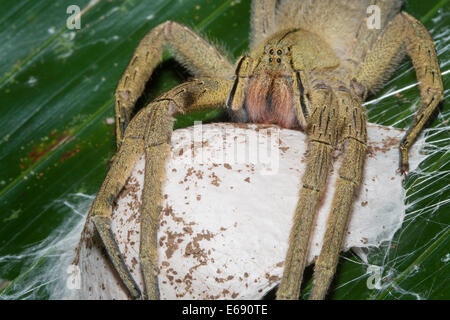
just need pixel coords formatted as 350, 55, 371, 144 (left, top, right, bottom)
0, 0, 448, 299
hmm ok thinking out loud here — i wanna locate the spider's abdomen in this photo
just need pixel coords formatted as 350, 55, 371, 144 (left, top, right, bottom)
245, 72, 299, 129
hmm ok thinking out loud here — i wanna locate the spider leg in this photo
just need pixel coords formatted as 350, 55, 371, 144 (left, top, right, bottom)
354, 12, 443, 174
250, 0, 277, 49
115, 21, 233, 149
226, 55, 252, 122
139, 78, 232, 299
292, 70, 312, 130
277, 85, 338, 300
139, 102, 173, 300
92, 78, 232, 299
90, 112, 148, 299
309, 92, 367, 300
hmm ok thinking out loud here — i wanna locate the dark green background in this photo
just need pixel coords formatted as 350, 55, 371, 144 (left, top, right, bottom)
0, 0, 448, 299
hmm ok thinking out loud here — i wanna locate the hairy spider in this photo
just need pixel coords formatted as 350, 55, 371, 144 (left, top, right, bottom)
88, 0, 443, 300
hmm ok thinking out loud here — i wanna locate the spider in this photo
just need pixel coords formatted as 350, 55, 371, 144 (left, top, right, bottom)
88, 0, 443, 300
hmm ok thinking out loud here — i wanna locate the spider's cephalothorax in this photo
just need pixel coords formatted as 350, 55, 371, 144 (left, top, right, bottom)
87, 0, 443, 300
240, 29, 341, 131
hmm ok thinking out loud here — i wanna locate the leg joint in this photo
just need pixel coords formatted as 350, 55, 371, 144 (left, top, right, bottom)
144, 141, 166, 149
338, 175, 357, 185
340, 135, 367, 146
161, 20, 176, 39
302, 184, 321, 192
310, 139, 333, 147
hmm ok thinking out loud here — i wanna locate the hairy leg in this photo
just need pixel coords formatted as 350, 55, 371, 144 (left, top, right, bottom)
91, 77, 233, 299
354, 12, 443, 173
292, 70, 313, 131
226, 55, 252, 122
349, 0, 403, 68
310, 92, 367, 300
115, 21, 233, 148
89, 113, 147, 298
139, 102, 173, 300
139, 78, 232, 299
277, 85, 338, 300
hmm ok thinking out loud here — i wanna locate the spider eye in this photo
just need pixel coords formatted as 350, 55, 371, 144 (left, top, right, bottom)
269, 58, 273, 62
269, 49, 274, 55
276, 58, 281, 63
277, 49, 282, 55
